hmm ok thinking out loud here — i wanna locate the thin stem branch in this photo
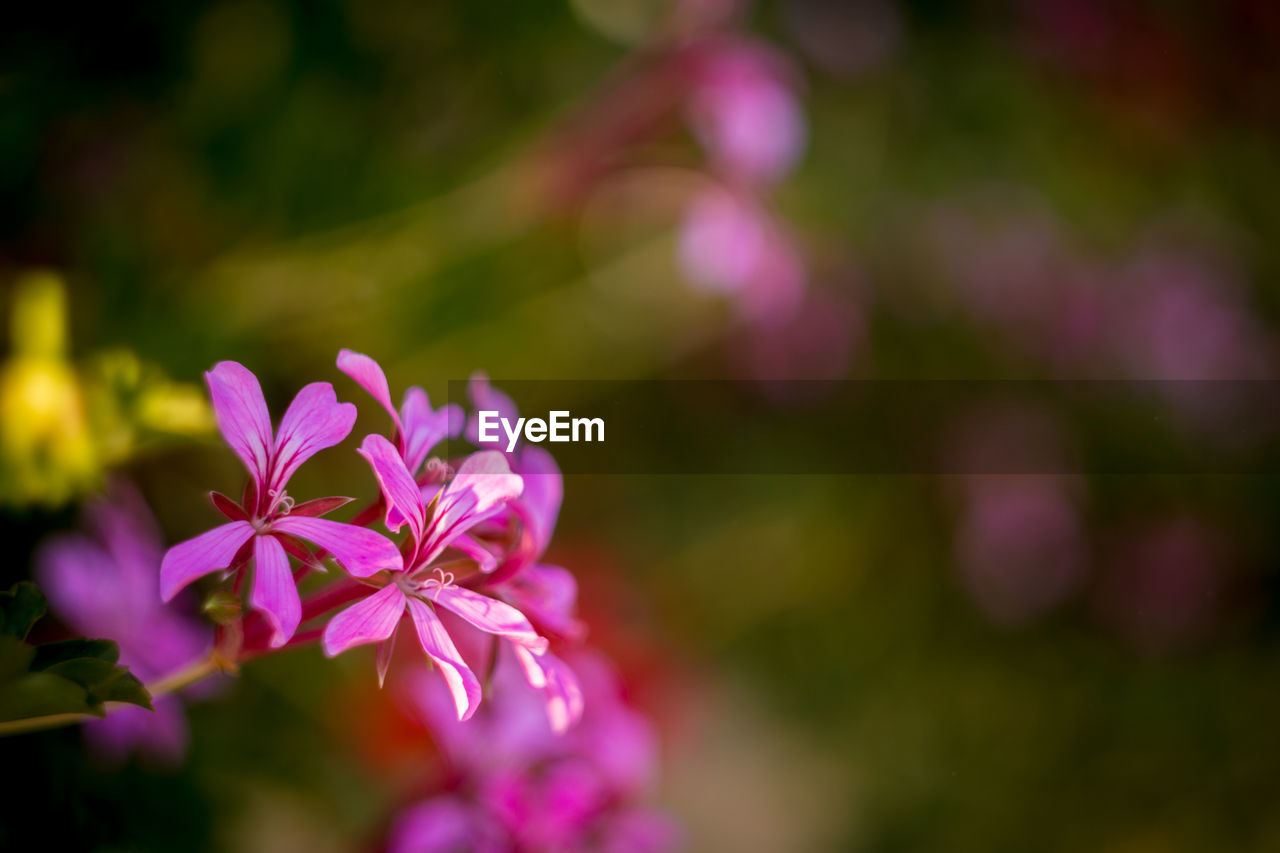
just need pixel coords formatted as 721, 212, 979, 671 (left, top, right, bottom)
0, 654, 223, 738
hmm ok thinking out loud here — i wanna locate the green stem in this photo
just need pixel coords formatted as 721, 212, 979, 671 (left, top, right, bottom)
0, 654, 222, 738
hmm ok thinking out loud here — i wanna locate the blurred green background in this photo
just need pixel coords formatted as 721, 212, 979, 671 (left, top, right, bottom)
4, 0, 1280, 850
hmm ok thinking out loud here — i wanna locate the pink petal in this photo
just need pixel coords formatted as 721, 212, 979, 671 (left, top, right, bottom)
337, 349, 402, 432
85, 696, 190, 765
464, 373, 520, 448
514, 646, 584, 733
450, 534, 498, 572
251, 534, 300, 648
322, 582, 407, 657
357, 433, 426, 544
428, 585, 546, 653
599, 808, 683, 853
419, 451, 523, 566
205, 361, 274, 485
86, 481, 166, 610
388, 798, 501, 853
37, 535, 125, 639
513, 446, 562, 558
270, 382, 356, 494
506, 563, 585, 640
406, 598, 482, 721
272, 515, 402, 578
401, 387, 464, 474
160, 521, 256, 601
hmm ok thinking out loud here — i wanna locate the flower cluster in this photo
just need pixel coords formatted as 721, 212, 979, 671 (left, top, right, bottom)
156, 352, 587, 731
29, 351, 677, 850
389, 648, 680, 853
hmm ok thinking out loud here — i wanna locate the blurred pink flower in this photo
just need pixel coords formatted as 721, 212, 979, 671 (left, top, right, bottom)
687, 40, 805, 186
391, 648, 679, 853
37, 482, 212, 762
1113, 247, 1272, 381
956, 476, 1089, 626
678, 188, 805, 322
160, 361, 402, 647
737, 288, 861, 382
388, 797, 504, 853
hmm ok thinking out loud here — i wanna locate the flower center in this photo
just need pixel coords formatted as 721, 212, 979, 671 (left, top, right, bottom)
267, 488, 295, 517
419, 567, 455, 600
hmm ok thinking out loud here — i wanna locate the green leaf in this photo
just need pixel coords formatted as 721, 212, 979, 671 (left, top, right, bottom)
0, 582, 47, 640
100, 670, 152, 710
0, 585, 155, 724
0, 672, 103, 721
0, 635, 36, 681
30, 638, 120, 669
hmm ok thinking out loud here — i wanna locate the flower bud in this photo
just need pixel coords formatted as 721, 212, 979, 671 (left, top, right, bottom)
202, 590, 243, 625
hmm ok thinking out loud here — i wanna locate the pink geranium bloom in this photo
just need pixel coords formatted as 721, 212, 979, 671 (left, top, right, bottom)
678, 187, 805, 323
688, 39, 805, 186
160, 361, 402, 647
336, 349, 464, 474
393, 649, 675, 852
466, 374, 585, 641
37, 482, 211, 762
322, 436, 556, 722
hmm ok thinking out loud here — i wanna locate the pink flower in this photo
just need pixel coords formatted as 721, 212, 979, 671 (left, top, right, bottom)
465, 374, 585, 641
37, 482, 212, 761
688, 40, 805, 186
678, 187, 805, 323
387, 797, 504, 853
956, 476, 1088, 626
393, 648, 676, 852
159, 361, 402, 647
322, 436, 557, 722
336, 349, 464, 474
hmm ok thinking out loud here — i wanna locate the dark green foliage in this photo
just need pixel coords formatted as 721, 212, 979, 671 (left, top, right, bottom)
0, 583, 152, 722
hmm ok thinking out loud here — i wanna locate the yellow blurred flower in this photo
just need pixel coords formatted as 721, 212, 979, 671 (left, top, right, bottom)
0, 271, 213, 507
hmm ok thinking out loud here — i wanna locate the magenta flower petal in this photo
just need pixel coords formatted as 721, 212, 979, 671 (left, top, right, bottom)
270, 382, 357, 493
322, 582, 407, 657
506, 564, 585, 640
273, 515, 402, 577
689, 41, 805, 184
513, 647, 585, 733
428, 585, 547, 653
465, 373, 520, 448
357, 433, 426, 543
406, 597, 482, 720
85, 697, 190, 766
160, 520, 256, 601
451, 534, 498, 572
599, 808, 684, 853
251, 534, 301, 648
401, 387, 464, 474
419, 451, 523, 566
86, 484, 166, 612
205, 361, 274, 484
337, 348, 402, 431
514, 446, 562, 559
38, 537, 122, 637
389, 798, 502, 853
